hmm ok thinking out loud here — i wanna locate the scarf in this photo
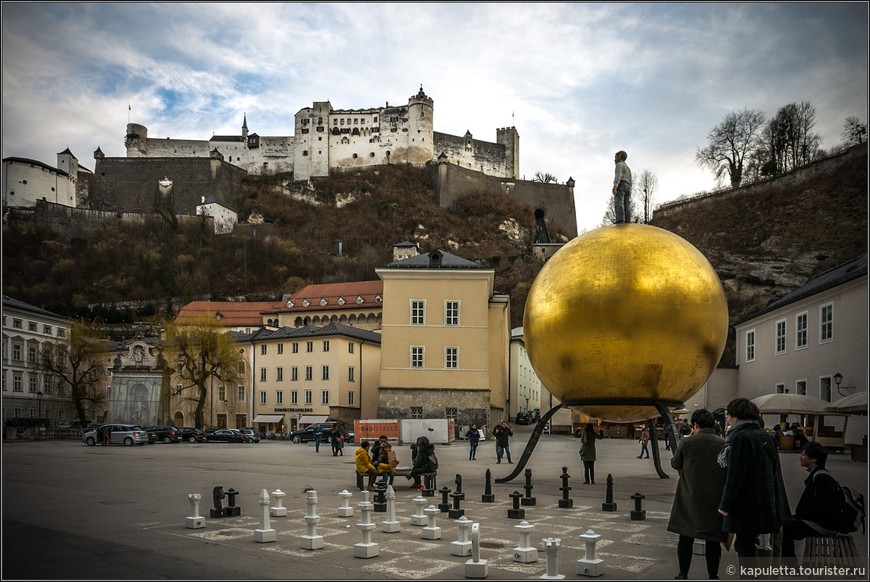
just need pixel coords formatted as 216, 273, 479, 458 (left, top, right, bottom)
717, 419, 757, 468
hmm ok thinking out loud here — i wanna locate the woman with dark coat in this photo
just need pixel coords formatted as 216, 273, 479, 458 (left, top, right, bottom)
717, 398, 783, 559
579, 423, 598, 484
667, 409, 726, 580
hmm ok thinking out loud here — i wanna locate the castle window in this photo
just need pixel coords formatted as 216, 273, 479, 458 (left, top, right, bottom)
301, 128, 309, 134
51, 187, 55, 191
352, 154, 358, 159
21, 180, 27, 185
370, 152, 375, 157
302, 151, 308, 156
373, 116, 378, 123
340, 118, 345, 125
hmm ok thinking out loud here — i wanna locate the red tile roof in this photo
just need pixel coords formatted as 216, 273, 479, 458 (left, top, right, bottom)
174, 301, 284, 326
268, 280, 384, 313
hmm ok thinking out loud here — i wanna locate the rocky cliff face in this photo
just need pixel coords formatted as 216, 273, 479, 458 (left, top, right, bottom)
650, 143, 867, 365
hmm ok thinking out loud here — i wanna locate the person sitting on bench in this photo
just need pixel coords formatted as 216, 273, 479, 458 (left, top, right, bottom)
354, 440, 378, 492
406, 435, 436, 491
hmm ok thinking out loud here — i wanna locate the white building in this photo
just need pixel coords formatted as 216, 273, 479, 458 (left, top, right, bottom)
1, 296, 72, 426
2, 149, 84, 209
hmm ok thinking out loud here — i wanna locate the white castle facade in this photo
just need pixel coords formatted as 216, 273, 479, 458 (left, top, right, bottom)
124, 87, 520, 181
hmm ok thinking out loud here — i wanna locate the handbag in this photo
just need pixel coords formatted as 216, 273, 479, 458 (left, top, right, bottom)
579, 447, 585, 457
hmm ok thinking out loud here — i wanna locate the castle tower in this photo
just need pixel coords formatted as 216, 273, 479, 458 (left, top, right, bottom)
242, 113, 249, 140
125, 123, 148, 157
496, 127, 520, 179
407, 85, 434, 158
57, 148, 78, 184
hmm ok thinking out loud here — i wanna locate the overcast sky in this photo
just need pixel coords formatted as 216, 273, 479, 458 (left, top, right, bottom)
2, 2, 867, 234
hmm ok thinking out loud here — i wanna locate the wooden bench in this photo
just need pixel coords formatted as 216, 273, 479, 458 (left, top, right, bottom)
803, 534, 859, 568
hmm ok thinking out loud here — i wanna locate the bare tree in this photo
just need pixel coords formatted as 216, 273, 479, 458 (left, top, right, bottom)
764, 102, 822, 174
162, 315, 245, 429
634, 170, 658, 223
533, 171, 558, 183
842, 116, 867, 146
696, 109, 766, 188
39, 319, 108, 424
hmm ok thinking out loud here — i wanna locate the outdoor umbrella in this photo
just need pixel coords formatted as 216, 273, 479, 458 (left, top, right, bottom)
750, 393, 833, 415
825, 390, 868, 414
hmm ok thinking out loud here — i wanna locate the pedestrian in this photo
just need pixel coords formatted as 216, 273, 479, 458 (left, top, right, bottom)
638, 426, 650, 458
612, 150, 632, 224
370, 434, 388, 466
406, 436, 437, 490
667, 409, 726, 580
717, 398, 783, 560
781, 442, 843, 557
312, 424, 322, 453
329, 422, 345, 456
492, 420, 514, 464
354, 440, 378, 491
465, 423, 481, 460
100, 424, 111, 446
579, 422, 598, 484
376, 441, 398, 486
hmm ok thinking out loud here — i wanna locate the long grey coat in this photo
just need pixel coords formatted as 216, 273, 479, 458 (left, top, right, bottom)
667, 428, 727, 541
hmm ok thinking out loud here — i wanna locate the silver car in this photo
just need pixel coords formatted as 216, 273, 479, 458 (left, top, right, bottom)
83, 423, 149, 447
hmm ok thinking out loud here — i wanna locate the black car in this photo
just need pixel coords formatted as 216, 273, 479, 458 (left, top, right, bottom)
515, 411, 531, 425
286, 422, 354, 444
177, 427, 205, 443
204, 429, 246, 443
144, 425, 181, 444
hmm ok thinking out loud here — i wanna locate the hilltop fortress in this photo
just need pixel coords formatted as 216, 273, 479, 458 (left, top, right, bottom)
5, 87, 578, 239
125, 86, 520, 182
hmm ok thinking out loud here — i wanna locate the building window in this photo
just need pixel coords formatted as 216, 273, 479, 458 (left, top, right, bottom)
775, 319, 786, 354
776, 383, 785, 394
29, 376, 37, 393
237, 385, 245, 401
411, 300, 425, 325
276, 391, 284, 405
745, 330, 755, 362
305, 366, 313, 381
28, 322, 37, 332
12, 319, 22, 329
276, 367, 284, 381
445, 301, 460, 326
348, 343, 354, 354
348, 367, 355, 382
410, 406, 423, 419
445, 347, 458, 369
260, 345, 267, 355
277, 343, 284, 355
411, 346, 424, 368
795, 380, 806, 395
217, 385, 226, 401
446, 407, 457, 419
323, 340, 330, 352
305, 390, 313, 405
260, 368, 267, 382
56, 328, 66, 338
795, 312, 808, 350
292, 366, 298, 381
27, 345, 38, 363
321, 390, 329, 405
820, 303, 833, 343
322, 365, 329, 381
43, 325, 52, 335
307, 341, 313, 353
13, 372, 22, 392
259, 391, 267, 405
348, 391, 355, 406
238, 361, 245, 374
820, 376, 832, 402
293, 342, 299, 354
291, 390, 298, 404
12, 343, 22, 361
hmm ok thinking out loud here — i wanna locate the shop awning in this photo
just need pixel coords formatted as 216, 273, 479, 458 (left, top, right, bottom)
298, 415, 328, 425
252, 414, 284, 423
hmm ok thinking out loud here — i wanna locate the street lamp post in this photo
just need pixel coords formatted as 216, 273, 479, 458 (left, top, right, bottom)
37, 391, 43, 422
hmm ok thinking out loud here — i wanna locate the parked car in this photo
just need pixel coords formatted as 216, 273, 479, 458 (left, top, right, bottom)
144, 425, 181, 444
177, 427, 205, 443
82, 424, 149, 447
241, 427, 267, 440
515, 411, 531, 425
203, 429, 246, 443
239, 428, 261, 443
286, 422, 354, 444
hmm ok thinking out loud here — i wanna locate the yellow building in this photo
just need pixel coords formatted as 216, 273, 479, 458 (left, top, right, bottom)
375, 249, 510, 433
240, 323, 382, 435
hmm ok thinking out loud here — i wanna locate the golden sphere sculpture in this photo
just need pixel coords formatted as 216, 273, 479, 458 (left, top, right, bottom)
523, 224, 728, 423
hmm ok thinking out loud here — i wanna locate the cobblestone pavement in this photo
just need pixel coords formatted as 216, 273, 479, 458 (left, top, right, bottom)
2, 428, 867, 580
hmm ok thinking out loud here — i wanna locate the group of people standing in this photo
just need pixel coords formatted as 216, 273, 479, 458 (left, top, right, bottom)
666, 397, 849, 579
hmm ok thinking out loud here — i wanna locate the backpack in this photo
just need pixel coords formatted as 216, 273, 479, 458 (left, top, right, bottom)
428, 453, 439, 471
815, 469, 866, 535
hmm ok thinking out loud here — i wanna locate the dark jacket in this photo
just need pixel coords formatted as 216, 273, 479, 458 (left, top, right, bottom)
465, 428, 481, 443
493, 424, 513, 447
411, 442, 436, 475
667, 428, 726, 541
795, 466, 842, 532
719, 420, 782, 535
580, 430, 597, 462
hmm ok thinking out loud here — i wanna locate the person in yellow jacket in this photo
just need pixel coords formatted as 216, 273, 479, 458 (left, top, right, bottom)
355, 440, 378, 491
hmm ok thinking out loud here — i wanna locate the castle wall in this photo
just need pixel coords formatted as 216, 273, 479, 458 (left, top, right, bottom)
433, 132, 508, 177
2, 158, 77, 209
434, 161, 578, 238
87, 157, 245, 214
